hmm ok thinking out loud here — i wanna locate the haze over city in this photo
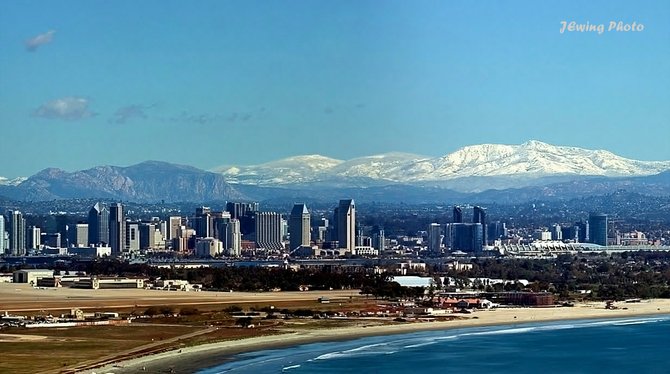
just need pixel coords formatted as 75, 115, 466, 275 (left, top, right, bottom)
1, 0, 669, 178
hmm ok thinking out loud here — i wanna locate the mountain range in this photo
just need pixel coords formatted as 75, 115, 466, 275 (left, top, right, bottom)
1, 141, 669, 203
0, 161, 244, 202
214, 141, 670, 190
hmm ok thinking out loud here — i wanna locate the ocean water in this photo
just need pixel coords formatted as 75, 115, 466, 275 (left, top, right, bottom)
198, 316, 670, 374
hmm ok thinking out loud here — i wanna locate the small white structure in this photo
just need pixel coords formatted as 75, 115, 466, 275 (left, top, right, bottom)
13, 269, 53, 285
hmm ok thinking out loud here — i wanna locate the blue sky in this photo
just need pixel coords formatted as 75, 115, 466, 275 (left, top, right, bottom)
1, 0, 669, 177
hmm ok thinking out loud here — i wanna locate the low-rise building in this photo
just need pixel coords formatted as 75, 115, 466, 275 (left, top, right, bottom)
13, 269, 53, 284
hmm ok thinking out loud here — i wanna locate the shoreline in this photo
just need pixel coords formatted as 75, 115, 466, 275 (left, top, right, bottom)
83, 299, 670, 374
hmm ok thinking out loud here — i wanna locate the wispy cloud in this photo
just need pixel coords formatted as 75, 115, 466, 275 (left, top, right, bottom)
110, 104, 151, 124
25, 30, 55, 52
34, 97, 95, 120
165, 108, 261, 125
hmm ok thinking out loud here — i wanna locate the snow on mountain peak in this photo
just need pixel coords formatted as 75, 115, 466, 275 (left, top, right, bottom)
0, 176, 27, 186
213, 142, 670, 185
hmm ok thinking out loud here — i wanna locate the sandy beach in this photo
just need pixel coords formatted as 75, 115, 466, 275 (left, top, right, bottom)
83, 299, 670, 374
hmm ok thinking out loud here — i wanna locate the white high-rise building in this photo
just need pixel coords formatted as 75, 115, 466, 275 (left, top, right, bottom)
227, 219, 241, 257
7, 210, 26, 255
336, 199, 356, 252
28, 226, 41, 250
0, 215, 5, 254
167, 216, 182, 243
289, 203, 310, 251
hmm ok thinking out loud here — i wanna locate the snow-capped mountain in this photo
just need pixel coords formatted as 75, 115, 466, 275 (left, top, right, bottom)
214, 155, 344, 185
213, 141, 670, 186
0, 176, 27, 186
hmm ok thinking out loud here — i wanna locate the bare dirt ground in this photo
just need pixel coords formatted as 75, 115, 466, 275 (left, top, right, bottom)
0, 283, 359, 313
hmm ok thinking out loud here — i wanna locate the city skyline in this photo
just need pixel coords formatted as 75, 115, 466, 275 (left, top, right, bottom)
1, 1, 669, 178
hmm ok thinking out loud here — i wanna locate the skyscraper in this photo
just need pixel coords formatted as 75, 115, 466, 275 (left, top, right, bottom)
139, 222, 156, 250
7, 210, 26, 255
166, 216, 182, 244
0, 215, 4, 254
56, 214, 69, 248
88, 203, 109, 246
453, 206, 463, 223
254, 211, 283, 250
28, 226, 41, 250
450, 223, 483, 253
109, 203, 125, 255
226, 219, 241, 256
194, 206, 212, 238
588, 213, 608, 246
125, 221, 140, 252
428, 223, 442, 255
289, 203, 311, 251
336, 199, 356, 252
68, 223, 89, 248
473, 206, 487, 245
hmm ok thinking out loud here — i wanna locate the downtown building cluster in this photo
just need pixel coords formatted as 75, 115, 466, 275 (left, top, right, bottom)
0, 200, 615, 259
0, 199, 359, 259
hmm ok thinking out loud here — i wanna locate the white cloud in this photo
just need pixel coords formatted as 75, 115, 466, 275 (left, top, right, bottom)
25, 30, 56, 51
34, 97, 95, 121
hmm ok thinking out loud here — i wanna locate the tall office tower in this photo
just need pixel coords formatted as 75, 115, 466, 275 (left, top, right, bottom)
575, 220, 589, 243
125, 221, 140, 252
193, 206, 212, 238
0, 215, 4, 253
551, 224, 563, 241
27, 226, 41, 250
453, 206, 463, 223
88, 203, 109, 246
7, 210, 26, 255
428, 223, 442, 255
214, 216, 240, 256
450, 223, 484, 254
443, 223, 453, 248
313, 218, 329, 242
588, 213, 608, 246
166, 216, 182, 244
139, 223, 156, 250
473, 206, 487, 245
68, 223, 89, 247
372, 229, 385, 251
212, 211, 232, 240
254, 212, 283, 250
226, 219, 241, 256
55, 214, 69, 248
289, 203, 311, 251
108, 203, 125, 255
281, 217, 289, 240
336, 199, 356, 251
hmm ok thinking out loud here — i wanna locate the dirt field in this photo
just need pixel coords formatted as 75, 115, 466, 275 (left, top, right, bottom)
0, 283, 360, 313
